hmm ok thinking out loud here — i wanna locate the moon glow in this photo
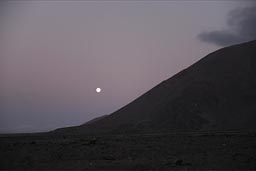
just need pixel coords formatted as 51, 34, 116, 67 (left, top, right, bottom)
96, 88, 101, 93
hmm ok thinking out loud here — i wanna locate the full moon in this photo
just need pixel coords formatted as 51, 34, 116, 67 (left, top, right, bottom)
96, 88, 101, 93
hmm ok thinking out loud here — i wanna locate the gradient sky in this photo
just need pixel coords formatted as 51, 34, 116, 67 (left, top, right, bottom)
1, 1, 253, 133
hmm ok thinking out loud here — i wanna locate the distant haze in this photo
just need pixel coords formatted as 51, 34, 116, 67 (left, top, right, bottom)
0, 1, 253, 133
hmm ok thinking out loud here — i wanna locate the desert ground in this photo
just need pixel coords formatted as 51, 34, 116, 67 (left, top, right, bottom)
0, 131, 256, 170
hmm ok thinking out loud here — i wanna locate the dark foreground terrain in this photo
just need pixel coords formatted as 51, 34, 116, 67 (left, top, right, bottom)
1, 131, 256, 170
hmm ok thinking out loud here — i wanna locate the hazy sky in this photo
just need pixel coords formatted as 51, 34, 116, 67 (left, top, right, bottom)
1, 1, 254, 133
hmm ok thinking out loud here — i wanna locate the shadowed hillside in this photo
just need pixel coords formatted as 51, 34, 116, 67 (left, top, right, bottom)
54, 40, 256, 135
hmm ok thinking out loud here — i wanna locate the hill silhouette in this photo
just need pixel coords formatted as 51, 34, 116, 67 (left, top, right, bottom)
54, 40, 256, 134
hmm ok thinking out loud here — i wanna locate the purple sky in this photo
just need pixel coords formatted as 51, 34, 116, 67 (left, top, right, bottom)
0, 1, 252, 133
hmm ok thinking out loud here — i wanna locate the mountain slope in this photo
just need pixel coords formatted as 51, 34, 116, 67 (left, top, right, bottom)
54, 40, 256, 134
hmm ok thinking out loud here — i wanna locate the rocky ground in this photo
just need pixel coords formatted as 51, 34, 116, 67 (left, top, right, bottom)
0, 131, 256, 170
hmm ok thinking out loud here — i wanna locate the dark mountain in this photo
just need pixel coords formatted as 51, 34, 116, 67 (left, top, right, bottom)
82, 115, 109, 125
54, 40, 256, 134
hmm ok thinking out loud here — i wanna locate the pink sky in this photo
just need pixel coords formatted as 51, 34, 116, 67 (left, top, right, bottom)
0, 1, 249, 133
